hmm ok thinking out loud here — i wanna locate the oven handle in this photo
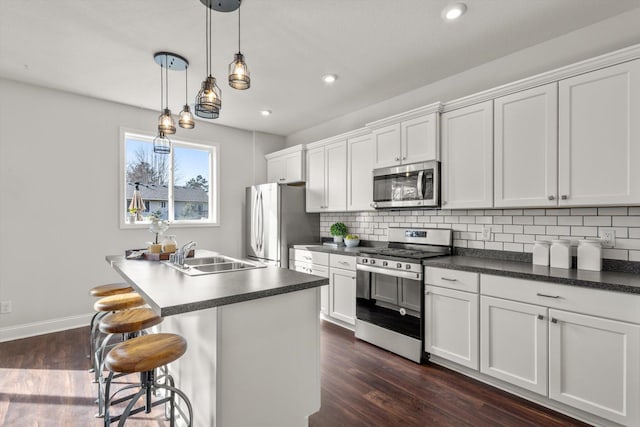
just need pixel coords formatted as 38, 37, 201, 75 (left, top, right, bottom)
356, 264, 422, 280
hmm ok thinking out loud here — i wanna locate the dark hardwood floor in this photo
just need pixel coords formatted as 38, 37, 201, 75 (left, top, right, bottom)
0, 320, 590, 426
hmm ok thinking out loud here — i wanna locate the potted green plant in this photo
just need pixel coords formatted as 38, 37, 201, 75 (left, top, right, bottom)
344, 234, 360, 247
330, 222, 348, 243
127, 208, 137, 224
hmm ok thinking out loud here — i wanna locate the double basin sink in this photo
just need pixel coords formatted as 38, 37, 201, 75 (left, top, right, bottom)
164, 254, 265, 276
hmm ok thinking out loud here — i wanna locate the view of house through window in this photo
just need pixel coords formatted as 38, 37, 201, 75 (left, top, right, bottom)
123, 132, 217, 224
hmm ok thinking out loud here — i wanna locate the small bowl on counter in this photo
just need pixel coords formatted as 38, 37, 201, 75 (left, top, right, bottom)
344, 235, 360, 247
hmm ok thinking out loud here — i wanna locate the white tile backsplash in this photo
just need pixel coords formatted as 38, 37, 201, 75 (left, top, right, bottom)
320, 206, 640, 260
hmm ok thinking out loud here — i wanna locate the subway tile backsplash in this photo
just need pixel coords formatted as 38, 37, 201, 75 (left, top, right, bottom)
320, 207, 640, 261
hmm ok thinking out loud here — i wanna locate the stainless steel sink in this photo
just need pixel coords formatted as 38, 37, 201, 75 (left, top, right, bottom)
164, 254, 265, 276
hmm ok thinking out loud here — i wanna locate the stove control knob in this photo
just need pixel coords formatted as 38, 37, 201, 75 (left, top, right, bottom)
370, 260, 376, 265
405, 264, 412, 270
382, 261, 388, 267
362, 258, 368, 264
396, 263, 402, 269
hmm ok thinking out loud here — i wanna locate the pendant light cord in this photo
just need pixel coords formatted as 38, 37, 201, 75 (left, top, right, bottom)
159, 56, 164, 110
237, 6, 241, 52
164, 53, 169, 110
185, 65, 188, 102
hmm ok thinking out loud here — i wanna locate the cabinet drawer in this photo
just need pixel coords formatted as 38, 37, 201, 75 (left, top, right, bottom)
330, 253, 356, 271
481, 274, 640, 324
290, 261, 329, 278
425, 267, 479, 293
289, 248, 329, 266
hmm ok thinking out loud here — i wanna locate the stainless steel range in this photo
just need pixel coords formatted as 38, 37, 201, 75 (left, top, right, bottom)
355, 227, 453, 363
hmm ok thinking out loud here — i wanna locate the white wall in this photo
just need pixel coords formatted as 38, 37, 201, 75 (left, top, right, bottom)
0, 78, 285, 339
286, 8, 640, 146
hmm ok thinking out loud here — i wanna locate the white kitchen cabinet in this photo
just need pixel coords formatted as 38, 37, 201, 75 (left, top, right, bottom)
290, 260, 329, 316
424, 285, 479, 370
549, 309, 640, 426
329, 267, 356, 326
265, 145, 304, 183
494, 83, 558, 208
558, 58, 640, 206
371, 113, 439, 168
347, 132, 375, 211
305, 140, 347, 212
480, 296, 548, 395
440, 101, 494, 209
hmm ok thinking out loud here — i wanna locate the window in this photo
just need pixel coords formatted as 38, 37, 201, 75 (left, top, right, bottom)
120, 130, 219, 227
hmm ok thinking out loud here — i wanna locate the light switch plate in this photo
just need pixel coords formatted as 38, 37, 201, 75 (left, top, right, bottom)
0, 301, 12, 314
482, 226, 492, 241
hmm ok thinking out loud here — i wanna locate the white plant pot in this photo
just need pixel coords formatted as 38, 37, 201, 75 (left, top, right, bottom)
333, 236, 343, 243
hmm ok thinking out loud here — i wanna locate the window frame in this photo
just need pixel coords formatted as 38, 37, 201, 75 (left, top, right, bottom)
119, 127, 220, 229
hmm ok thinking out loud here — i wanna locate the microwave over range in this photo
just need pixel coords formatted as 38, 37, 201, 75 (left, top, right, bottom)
370, 160, 440, 209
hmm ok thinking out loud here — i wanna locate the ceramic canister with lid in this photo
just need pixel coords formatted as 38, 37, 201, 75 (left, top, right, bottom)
532, 240, 550, 266
550, 239, 572, 269
577, 239, 602, 271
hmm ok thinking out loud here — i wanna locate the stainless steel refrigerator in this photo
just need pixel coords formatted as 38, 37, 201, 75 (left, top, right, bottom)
246, 183, 319, 268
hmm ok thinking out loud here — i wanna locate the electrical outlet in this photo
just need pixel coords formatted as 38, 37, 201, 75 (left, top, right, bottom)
481, 226, 492, 241
600, 229, 615, 248
0, 301, 12, 314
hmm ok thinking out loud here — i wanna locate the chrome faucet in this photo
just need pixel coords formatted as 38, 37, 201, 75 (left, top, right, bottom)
172, 241, 197, 267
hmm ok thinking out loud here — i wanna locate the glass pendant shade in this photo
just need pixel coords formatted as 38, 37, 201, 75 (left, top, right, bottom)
195, 75, 222, 119
179, 105, 195, 129
228, 53, 250, 90
153, 131, 171, 154
158, 108, 176, 134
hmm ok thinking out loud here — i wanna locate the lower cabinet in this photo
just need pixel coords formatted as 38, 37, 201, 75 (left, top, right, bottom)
329, 267, 356, 325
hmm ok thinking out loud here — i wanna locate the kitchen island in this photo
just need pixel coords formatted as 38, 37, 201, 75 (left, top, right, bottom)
106, 251, 328, 427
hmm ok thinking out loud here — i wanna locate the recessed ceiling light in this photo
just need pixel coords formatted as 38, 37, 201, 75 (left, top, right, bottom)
260, 110, 272, 116
442, 3, 467, 21
322, 74, 337, 84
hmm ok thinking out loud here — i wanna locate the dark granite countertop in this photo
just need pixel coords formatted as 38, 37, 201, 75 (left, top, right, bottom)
106, 250, 329, 316
423, 256, 640, 295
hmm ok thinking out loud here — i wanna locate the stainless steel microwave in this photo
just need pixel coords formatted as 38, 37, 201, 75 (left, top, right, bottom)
371, 160, 440, 209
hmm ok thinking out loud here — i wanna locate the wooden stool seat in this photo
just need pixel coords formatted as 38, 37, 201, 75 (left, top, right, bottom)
90, 283, 134, 297
94, 293, 145, 312
105, 333, 187, 374
99, 308, 162, 334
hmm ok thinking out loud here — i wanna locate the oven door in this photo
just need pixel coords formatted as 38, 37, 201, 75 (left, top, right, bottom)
356, 265, 422, 340
372, 161, 439, 208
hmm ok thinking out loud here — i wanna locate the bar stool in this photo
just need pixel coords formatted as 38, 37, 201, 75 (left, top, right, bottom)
103, 333, 193, 427
90, 292, 145, 378
95, 308, 163, 416
89, 283, 134, 360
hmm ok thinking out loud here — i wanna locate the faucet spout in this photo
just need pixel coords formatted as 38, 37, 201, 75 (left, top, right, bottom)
173, 241, 197, 267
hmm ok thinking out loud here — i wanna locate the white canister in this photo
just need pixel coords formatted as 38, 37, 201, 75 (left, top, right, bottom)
532, 241, 550, 266
577, 239, 602, 271
550, 239, 571, 269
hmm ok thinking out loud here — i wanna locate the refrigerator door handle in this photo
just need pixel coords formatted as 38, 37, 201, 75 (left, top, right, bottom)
258, 191, 264, 252
252, 190, 259, 253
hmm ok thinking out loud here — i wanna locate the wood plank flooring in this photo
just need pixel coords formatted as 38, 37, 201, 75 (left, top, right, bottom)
0, 320, 590, 426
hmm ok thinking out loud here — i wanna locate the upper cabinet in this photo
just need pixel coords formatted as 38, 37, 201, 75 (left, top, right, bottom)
347, 132, 375, 211
366, 103, 441, 168
306, 139, 347, 212
441, 100, 494, 210
265, 145, 305, 184
558, 58, 640, 207
494, 83, 558, 208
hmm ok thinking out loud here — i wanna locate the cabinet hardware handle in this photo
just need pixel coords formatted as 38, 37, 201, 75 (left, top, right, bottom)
338, 261, 349, 265
402, 156, 406, 160
548, 195, 555, 200
441, 277, 457, 282
551, 318, 558, 323
561, 195, 568, 200
351, 277, 356, 280
395, 156, 400, 161
425, 291, 430, 295
537, 314, 544, 320
536, 293, 560, 298
279, 178, 285, 181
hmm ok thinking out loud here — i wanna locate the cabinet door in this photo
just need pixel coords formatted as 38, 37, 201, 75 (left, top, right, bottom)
371, 274, 398, 305
283, 152, 303, 183
310, 264, 329, 316
305, 147, 325, 212
441, 101, 494, 209
267, 157, 284, 183
373, 123, 401, 168
425, 285, 479, 369
494, 83, 558, 208
325, 140, 347, 211
549, 309, 640, 426
330, 268, 356, 325
347, 133, 375, 211
402, 113, 439, 163
480, 296, 548, 395
558, 59, 640, 206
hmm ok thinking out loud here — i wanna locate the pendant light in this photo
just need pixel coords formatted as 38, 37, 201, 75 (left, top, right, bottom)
228, 4, 250, 90
195, 4, 222, 119
153, 52, 190, 154
153, 130, 171, 155
179, 64, 196, 129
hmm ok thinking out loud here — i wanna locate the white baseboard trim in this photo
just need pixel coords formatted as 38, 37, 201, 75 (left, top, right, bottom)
0, 312, 93, 343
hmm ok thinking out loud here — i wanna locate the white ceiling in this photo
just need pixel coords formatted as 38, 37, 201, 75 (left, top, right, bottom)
1, 0, 639, 136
